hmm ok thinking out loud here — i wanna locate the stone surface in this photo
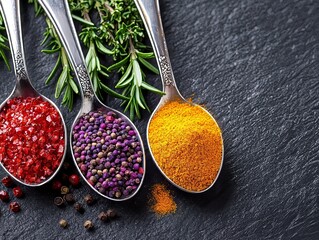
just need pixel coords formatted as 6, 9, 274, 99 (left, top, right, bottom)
0, 0, 318, 239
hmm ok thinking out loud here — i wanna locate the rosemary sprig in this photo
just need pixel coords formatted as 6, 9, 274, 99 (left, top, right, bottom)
27, 0, 163, 120
0, 14, 10, 70
28, 0, 43, 16
95, 0, 164, 120
77, 12, 128, 101
41, 17, 78, 110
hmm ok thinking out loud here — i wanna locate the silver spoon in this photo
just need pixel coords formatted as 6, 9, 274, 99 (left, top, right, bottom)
135, 0, 224, 193
39, 0, 146, 201
0, 0, 67, 187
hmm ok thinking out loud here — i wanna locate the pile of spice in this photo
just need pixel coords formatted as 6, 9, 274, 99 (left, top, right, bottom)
148, 101, 223, 192
72, 110, 144, 199
150, 183, 176, 216
0, 97, 65, 184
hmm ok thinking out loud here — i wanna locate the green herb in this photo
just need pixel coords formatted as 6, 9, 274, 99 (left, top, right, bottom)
3, 0, 163, 120
69, 0, 164, 120
41, 17, 78, 110
0, 14, 10, 70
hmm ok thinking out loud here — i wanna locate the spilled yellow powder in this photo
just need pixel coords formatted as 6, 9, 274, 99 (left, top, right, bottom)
148, 100, 223, 192
150, 184, 176, 215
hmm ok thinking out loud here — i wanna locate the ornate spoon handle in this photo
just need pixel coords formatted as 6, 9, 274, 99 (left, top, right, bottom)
134, 0, 176, 87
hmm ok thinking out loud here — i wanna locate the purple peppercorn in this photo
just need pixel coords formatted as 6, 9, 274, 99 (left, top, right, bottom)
72, 110, 143, 199
133, 163, 139, 170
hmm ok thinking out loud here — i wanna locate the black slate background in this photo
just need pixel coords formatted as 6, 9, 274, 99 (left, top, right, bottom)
0, 0, 319, 239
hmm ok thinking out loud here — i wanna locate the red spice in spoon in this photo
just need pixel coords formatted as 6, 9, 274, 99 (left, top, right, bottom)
0, 97, 65, 184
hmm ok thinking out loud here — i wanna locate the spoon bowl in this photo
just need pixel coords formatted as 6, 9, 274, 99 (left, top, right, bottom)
0, 0, 67, 187
135, 0, 224, 193
39, 0, 146, 201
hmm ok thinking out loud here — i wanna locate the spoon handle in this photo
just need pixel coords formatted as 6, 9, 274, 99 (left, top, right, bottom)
38, 0, 94, 103
134, 0, 176, 88
0, 0, 29, 82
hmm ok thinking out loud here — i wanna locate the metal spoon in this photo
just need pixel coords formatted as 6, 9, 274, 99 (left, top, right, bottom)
39, 0, 146, 201
135, 0, 224, 193
0, 0, 67, 187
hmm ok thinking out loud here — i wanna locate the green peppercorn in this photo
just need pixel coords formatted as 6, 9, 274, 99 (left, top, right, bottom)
84, 220, 94, 230
59, 219, 68, 228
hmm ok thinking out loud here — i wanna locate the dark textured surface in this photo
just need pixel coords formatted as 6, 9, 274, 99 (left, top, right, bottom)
0, 0, 319, 239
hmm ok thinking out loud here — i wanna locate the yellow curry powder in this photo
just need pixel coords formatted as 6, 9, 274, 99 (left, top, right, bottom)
148, 101, 223, 192
150, 183, 176, 215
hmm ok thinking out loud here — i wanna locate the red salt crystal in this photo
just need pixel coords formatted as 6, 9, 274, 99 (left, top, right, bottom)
52, 135, 59, 142
0, 97, 65, 184
46, 115, 52, 122
58, 145, 64, 153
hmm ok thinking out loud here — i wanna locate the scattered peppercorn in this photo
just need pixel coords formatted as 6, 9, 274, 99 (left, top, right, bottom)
69, 174, 80, 187
54, 197, 64, 207
1, 176, 14, 187
9, 202, 20, 212
60, 186, 69, 195
84, 194, 94, 205
0, 190, 9, 202
59, 219, 68, 229
84, 220, 94, 230
106, 209, 117, 219
98, 211, 108, 222
13, 186, 23, 198
73, 202, 84, 213
62, 162, 71, 172
63, 193, 75, 204
61, 173, 69, 184
52, 180, 62, 191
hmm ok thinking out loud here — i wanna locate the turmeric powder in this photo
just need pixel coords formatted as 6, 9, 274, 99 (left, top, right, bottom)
148, 100, 223, 192
150, 183, 176, 215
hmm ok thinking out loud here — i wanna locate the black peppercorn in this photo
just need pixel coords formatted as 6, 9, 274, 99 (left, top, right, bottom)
62, 162, 71, 172
106, 209, 117, 219
98, 211, 108, 222
54, 197, 65, 207
84, 220, 94, 230
73, 202, 84, 213
64, 193, 75, 204
84, 194, 94, 205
